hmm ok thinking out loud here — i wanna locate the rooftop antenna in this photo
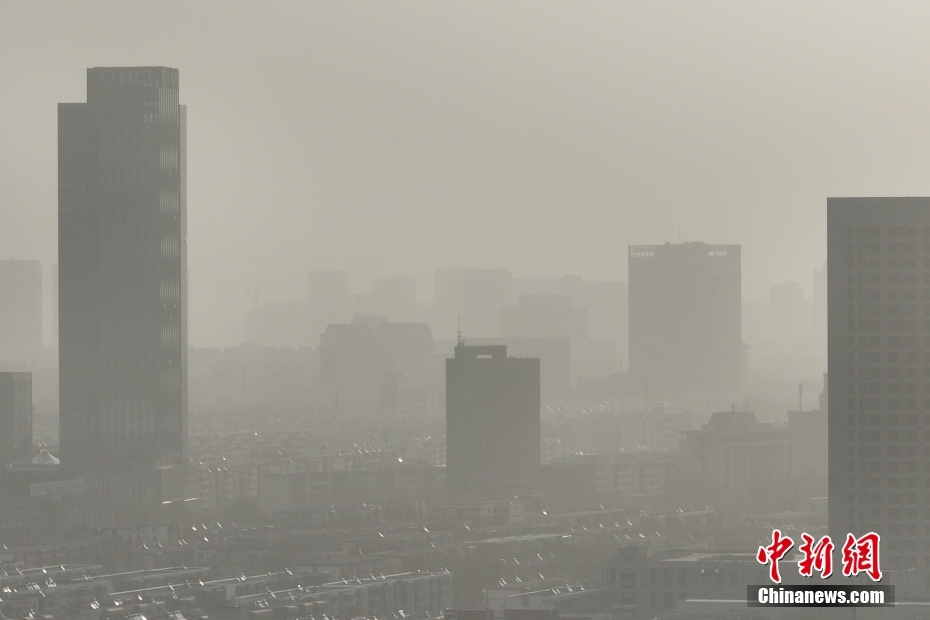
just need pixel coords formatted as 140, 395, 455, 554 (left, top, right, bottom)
456, 317, 464, 347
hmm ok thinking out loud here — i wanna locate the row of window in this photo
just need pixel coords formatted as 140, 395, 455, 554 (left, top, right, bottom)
847, 289, 925, 301
848, 491, 921, 504
847, 273, 930, 285
848, 383, 930, 395
846, 241, 925, 254
847, 459, 927, 472
847, 256, 926, 269
848, 397, 930, 410
846, 351, 922, 363
159, 189, 181, 217
846, 226, 928, 239
847, 428, 930, 441
849, 304, 926, 317
846, 335, 930, 348
846, 443, 924, 457
851, 367, 928, 379
849, 320, 930, 331
847, 413, 928, 425
847, 477, 921, 489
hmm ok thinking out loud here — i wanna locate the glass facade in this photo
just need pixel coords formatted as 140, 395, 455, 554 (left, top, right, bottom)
828, 197, 930, 569
58, 67, 187, 472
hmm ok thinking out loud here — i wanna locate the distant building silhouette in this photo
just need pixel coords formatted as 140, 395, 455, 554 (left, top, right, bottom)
0, 372, 32, 467
827, 197, 930, 569
58, 67, 187, 489
320, 318, 438, 416
434, 268, 513, 340
769, 281, 808, 352
628, 242, 742, 395
308, 269, 349, 329
513, 276, 625, 376
812, 261, 827, 348
370, 277, 420, 322
244, 301, 314, 347
445, 344, 540, 502
679, 410, 794, 511
0, 260, 42, 362
501, 294, 587, 340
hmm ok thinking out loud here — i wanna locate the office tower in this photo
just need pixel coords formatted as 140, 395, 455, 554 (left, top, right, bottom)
628, 242, 742, 395
0, 372, 32, 467
433, 268, 513, 340
445, 344, 540, 502
58, 67, 187, 473
0, 260, 42, 361
827, 197, 930, 569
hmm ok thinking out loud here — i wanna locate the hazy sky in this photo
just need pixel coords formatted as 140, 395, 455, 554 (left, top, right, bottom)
3, 1, 930, 347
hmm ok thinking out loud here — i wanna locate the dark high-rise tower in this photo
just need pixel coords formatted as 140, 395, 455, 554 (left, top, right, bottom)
828, 197, 930, 569
445, 344, 540, 502
629, 242, 742, 395
58, 67, 187, 472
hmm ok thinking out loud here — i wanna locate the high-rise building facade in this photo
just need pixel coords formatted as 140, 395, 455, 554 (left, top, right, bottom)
445, 344, 540, 502
827, 197, 930, 569
58, 67, 187, 472
628, 242, 742, 395
0, 372, 32, 467
0, 260, 42, 361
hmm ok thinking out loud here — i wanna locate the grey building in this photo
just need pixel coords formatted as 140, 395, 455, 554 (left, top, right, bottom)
0, 260, 42, 361
445, 344, 540, 502
827, 197, 930, 569
628, 242, 742, 395
0, 372, 32, 467
58, 67, 187, 476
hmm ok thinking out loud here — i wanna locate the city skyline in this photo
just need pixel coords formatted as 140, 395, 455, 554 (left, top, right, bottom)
6, 2, 929, 347
2, 4, 929, 617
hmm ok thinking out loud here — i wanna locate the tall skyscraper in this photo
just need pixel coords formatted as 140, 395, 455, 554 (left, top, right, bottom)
628, 242, 742, 395
827, 197, 930, 569
0, 260, 42, 361
445, 344, 540, 502
0, 372, 32, 467
58, 67, 187, 473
